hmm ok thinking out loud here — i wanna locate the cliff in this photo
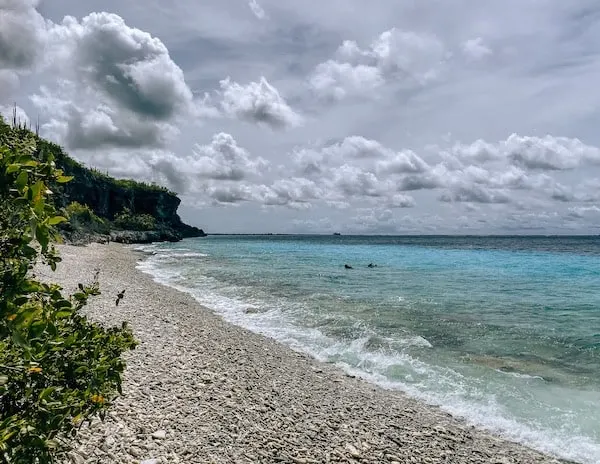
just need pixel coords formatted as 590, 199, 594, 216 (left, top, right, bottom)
35, 138, 206, 243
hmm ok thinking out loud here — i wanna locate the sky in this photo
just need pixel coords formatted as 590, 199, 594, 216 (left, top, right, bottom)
2, 0, 600, 234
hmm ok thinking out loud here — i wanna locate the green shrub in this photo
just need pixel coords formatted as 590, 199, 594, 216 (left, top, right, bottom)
64, 201, 110, 235
0, 118, 137, 462
113, 207, 157, 231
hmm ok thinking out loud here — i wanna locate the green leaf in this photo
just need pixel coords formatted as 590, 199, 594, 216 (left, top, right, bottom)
36, 227, 49, 250
55, 300, 72, 309
56, 175, 73, 183
31, 180, 44, 201
6, 163, 20, 173
11, 330, 29, 349
39, 387, 56, 402
15, 170, 28, 191
48, 216, 67, 226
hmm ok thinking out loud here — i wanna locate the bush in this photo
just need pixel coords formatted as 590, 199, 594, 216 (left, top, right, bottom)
113, 207, 157, 231
0, 118, 137, 462
64, 202, 110, 235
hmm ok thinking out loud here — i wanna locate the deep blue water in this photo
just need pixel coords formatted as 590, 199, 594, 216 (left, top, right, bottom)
136, 235, 600, 463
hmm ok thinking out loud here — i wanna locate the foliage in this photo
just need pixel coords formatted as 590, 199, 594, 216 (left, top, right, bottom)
113, 207, 157, 231
35, 139, 173, 196
0, 117, 137, 463
64, 202, 110, 235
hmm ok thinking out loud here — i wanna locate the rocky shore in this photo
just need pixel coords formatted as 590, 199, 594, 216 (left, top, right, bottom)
40, 243, 567, 464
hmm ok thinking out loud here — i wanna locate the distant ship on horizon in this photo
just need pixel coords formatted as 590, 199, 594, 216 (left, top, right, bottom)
333, 232, 341, 236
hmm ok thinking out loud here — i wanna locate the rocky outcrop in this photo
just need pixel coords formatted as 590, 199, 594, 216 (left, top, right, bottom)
38, 139, 206, 241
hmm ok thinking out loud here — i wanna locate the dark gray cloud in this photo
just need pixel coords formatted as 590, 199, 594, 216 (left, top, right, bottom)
31, 84, 177, 150
26, 11, 208, 152
45, 13, 195, 121
0, 0, 45, 70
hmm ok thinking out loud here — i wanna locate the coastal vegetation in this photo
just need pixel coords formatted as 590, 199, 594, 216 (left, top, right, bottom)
0, 116, 194, 462
0, 110, 205, 243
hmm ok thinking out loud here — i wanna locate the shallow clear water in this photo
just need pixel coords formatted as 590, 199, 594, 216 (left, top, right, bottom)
135, 235, 600, 463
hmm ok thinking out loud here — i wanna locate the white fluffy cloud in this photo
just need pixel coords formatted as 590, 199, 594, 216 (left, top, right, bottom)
310, 28, 446, 100
190, 132, 268, 181
449, 134, 600, 171
219, 77, 302, 130
462, 38, 492, 61
309, 61, 383, 101
248, 0, 266, 20
145, 133, 268, 195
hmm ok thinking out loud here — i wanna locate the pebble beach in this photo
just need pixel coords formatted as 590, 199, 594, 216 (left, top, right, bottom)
39, 243, 568, 464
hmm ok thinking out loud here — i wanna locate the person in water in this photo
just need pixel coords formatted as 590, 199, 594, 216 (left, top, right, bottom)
367, 263, 377, 268
344, 264, 353, 269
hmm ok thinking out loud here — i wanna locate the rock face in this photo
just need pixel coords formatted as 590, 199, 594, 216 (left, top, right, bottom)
39, 139, 206, 241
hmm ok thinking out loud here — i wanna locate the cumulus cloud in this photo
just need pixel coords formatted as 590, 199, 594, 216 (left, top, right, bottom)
248, 0, 266, 20
310, 28, 446, 100
294, 136, 428, 177
330, 165, 385, 198
439, 185, 511, 204
309, 61, 383, 101
387, 194, 416, 208
219, 77, 302, 130
204, 184, 257, 205
144, 132, 268, 196
567, 205, 600, 219
190, 132, 268, 181
28, 12, 201, 151
376, 149, 430, 174
462, 38, 492, 61
0, 0, 46, 70
450, 134, 600, 171
31, 84, 177, 150
47, 13, 193, 119
257, 178, 322, 209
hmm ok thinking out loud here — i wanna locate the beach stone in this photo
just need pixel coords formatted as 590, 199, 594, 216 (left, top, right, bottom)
128, 446, 143, 458
345, 443, 361, 457
152, 430, 167, 439
42, 244, 566, 464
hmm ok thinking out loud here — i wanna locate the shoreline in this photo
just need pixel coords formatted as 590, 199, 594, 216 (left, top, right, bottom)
42, 243, 568, 463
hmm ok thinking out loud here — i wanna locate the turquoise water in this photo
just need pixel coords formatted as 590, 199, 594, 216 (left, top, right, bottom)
136, 235, 600, 463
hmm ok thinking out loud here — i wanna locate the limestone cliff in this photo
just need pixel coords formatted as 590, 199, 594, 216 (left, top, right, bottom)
36, 138, 206, 242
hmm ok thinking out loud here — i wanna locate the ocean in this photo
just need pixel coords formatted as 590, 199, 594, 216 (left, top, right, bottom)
135, 235, 600, 464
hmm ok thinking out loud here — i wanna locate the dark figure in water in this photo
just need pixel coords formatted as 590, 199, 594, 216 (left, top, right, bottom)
344, 264, 353, 269
368, 263, 377, 268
